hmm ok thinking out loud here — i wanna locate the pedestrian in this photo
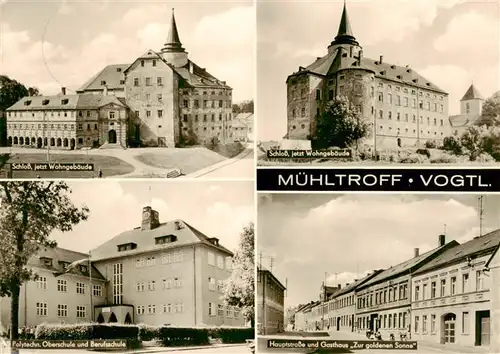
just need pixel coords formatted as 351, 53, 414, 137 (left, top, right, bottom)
98, 169, 103, 178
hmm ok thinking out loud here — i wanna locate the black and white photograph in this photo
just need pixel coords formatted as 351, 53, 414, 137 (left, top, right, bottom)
0, 181, 255, 353
0, 0, 254, 179
256, 0, 500, 166
257, 193, 500, 353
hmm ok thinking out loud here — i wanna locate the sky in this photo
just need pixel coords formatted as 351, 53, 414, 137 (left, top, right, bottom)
257, 0, 500, 141
257, 193, 500, 309
48, 180, 254, 254
0, 0, 254, 103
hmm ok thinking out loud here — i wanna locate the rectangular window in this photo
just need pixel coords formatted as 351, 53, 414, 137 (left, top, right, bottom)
146, 111, 151, 118
157, 94, 163, 102
158, 110, 163, 118
36, 302, 48, 316
145, 77, 151, 86
76, 306, 86, 318
440, 279, 446, 297
208, 252, 215, 266
157, 77, 163, 86
431, 282, 436, 298
217, 256, 224, 269
146, 94, 151, 101
462, 273, 469, 293
378, 92, 383, 102
415, 316, 419, 333
450, 277, 456, 295
422, 315, 427, 333
209, 277, 216, 291
57, 279, 67, 292
113, 263, 123, 305
462, 312, 469, 334
217, 304, 224, 316
431, 315, 436, 334
315, 89, 321, 100
37, 277, 47, 290
226, 257, 232, 270
93, 285, 102, 297
422, 284, 427, 300
183, 99, 189, 108
134, 78, 139, 86
76, 282, 85, 295
208, 303, 215, 316
57, 304, 68, 317
476, 271, 483, 291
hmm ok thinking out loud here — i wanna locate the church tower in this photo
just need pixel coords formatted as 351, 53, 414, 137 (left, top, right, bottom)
160, 9, 188, 68
460, 84, 483, 116
327, 1, 362, 58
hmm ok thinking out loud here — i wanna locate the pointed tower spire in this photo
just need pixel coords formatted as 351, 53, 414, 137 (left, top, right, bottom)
162, 8, 185, 53
461, 83, 483, 101
331, 1, 359, 47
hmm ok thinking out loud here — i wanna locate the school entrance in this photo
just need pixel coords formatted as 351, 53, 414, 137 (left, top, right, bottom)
475, 311, 490, 346
442, 313, 456, 344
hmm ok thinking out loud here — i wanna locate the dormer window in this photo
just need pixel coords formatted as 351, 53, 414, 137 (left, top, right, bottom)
117, 243, 137, 252
174, 221, 184, 230
24, 100, 32, 106
40, 257, 53, 267
155, 235, 178, 245
42, 100, 49, 105
101, 81, 106, 86
80, 265, 88, 273
380, 71, 386, 76
120, 80, 125, 85
59, 261, 71, 269
413, 79, 419, 83
116, 68, 122, 72
61, 99, 69, 105
391, 65, 396, 69
209, 237, 219, 246
397, 75, 402, 79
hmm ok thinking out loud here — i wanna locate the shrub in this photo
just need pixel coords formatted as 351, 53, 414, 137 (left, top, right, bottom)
138, 324, 161, 341
415, 149, 431, 158
477, 152, 496, 163
425, 140, 437, 149
208, 328, 254, 343
442, 136, 462, 155
158, 327, 209, 347
399, 154, 427, 164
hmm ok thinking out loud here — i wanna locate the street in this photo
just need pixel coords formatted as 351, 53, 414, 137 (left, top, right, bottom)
188, 147, 254, 179
257, 331, 490, 354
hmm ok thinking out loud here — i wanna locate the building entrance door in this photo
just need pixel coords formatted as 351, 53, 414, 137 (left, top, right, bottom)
109, 130, 117, 144
444, 314, 456, 343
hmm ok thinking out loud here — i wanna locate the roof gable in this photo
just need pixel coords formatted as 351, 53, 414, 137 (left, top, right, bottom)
77, 64, 128, 92
123, 50, 172, 74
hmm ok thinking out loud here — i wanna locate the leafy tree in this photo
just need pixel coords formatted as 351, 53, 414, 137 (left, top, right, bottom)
232, 100, 254, 114
314, 96, 369, 149
460, 125, 490, 161
223, 222, 254, 327
441, 136, 462, 155
0, 182, 89, 340
482, 92, 500, 123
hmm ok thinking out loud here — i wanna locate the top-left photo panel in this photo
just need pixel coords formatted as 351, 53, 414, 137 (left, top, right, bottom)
0, 0, 255, 179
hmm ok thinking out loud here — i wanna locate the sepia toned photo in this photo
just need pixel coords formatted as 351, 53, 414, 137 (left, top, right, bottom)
257, 0, 500, 166
0, 181, 255, 353
257, 193, 500, 353
0, 1, 254, 179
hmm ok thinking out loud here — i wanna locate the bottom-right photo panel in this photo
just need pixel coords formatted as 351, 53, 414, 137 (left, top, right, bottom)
256, 193, 500, 354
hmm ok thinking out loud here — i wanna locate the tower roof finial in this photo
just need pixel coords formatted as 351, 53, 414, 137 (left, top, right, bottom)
330, 0, 359, 48
162, 7, 185, 53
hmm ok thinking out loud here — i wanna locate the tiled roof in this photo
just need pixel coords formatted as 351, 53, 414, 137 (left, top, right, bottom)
332, 270, 384, 298
90, 219, 233, 261
359, 241, 459, 289
28, 247, 105, 281
77, 64, 128, 92
449, 114, 482, 128
235, 113, 254, 121
414, 229, 500, 275
176, 60, 231, 89
6, 94, 127, 111
289, 52, 447, 94
461, 84, 483, 101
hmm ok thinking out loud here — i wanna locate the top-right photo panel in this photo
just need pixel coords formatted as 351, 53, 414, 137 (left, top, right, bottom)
257, 0, 500, 166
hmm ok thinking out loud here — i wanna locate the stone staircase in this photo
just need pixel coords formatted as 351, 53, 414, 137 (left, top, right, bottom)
99, 142, 125, 150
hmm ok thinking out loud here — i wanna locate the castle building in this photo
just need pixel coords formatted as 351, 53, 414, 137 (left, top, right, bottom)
449, 84, 485, 137
410, 229, 500, 348
0, 206, 245, 329
5, 10, 234, 149
257, 265, 286, 335
286, 2, 451, 149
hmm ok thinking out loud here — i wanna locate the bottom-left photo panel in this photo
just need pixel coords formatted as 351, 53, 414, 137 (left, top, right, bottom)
0, 180, 255, 354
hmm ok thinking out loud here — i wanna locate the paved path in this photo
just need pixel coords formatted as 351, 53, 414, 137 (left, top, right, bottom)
185, 147, 254, 179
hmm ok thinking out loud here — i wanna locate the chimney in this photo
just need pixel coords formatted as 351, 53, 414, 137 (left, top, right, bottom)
379, 55, 383, 64
103, 85, 108, 96
141, 206, 153, 231
337, 284, 341, 289
346, 283, 350, 287
61, 87, 66, 95
414, 248, 420, 257
189, 61, 194, 74
439, 234, 446, 247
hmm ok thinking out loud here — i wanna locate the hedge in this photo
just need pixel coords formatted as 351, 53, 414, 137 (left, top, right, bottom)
207, 327, 254, 343
35, 323, 140, 349
158, 327, 210, 347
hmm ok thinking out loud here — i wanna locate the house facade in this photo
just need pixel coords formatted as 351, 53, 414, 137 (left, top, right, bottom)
0, 206, 245, 329
286, 2, 451, 149
411, 230, 500, 348
5, 10, 234, 149
257, 266, 286, 335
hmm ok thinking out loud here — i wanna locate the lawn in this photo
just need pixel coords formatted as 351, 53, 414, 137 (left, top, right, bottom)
135, 147, 227, 175
5, 153, 135, 178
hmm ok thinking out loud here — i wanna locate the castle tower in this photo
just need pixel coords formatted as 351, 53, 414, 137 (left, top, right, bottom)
460, 84, 483, 116
160, 8, 188, 68
327, 1, 362, 57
